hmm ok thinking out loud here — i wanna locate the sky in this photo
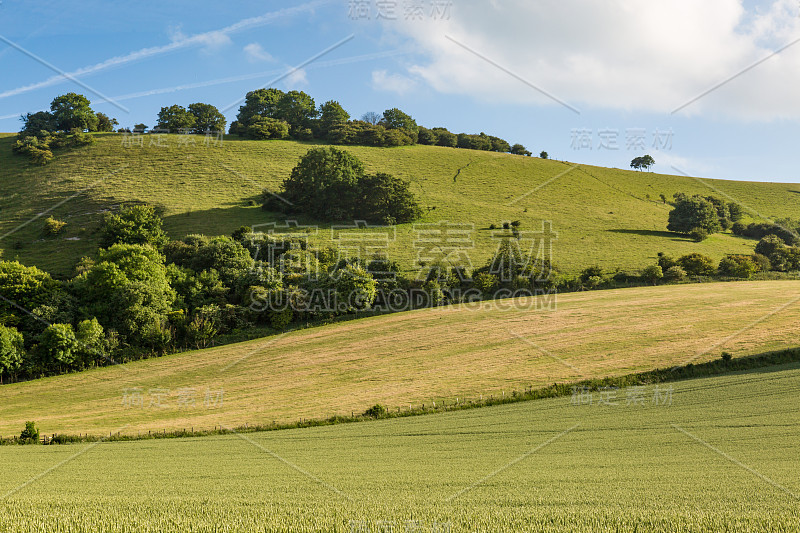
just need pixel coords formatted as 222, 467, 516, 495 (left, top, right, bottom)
0, 0, 798, 182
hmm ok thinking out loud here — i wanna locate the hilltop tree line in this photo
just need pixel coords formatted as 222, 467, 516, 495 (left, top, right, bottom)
12, 93, 111, 164
13, 89, 542, 164
227, 88, 535, 154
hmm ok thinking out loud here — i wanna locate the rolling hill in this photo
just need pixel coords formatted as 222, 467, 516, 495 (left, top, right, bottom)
2, 132, 799, 278
1, 280, 799, 437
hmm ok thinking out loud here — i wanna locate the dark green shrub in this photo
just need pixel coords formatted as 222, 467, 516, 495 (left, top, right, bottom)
20, 421, 39, 444
100, 205, 168, 248
754, 234, 785, 258
751, 253, 771, 272
364, 404, 388, 418
663, 265, 686, 281
640, 264, 663, 285
717, 255, 757, 278
657, 252, 677, 271
580, 265, 603, 282
689, 227, 708, 242
677, 253, 716, 276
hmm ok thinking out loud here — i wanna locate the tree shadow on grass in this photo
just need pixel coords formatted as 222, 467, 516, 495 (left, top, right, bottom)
607, 228, 689, 241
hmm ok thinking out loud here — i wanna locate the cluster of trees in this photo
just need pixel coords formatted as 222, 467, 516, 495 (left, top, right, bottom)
667, 193, 744, 241
228, 88, 319, 140
14, 89, 539, 163
227, 87, 536, 155
19, 93, 118, 136
264, 147, 423, 224
154, 103, 227, 134
12, 129, 94, 165
0, 203, 562, 384
13, 93, 114, 164
575, 248, 779, 291
731, 221, 800, 246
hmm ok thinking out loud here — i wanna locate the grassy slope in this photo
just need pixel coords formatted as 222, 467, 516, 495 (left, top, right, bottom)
1, 364, 799, 532
2, 280, 800, 437
2, 132, 800, 277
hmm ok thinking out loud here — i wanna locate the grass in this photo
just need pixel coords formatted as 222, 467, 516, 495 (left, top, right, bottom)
2, 133, 800, 277
2, 280, 800, 438
1, 363, 799, 532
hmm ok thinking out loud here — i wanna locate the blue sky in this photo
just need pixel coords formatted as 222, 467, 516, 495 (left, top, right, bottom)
0, 0, 798, 182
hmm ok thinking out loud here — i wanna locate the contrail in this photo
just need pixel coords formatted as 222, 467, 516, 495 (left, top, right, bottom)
0, 0, 331, 101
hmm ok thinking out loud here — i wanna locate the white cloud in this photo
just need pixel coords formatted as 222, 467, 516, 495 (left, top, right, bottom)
244, 43, 275, 63
284, 68, 309, 88
389, 0, 800, 120
371, 69, 418, 94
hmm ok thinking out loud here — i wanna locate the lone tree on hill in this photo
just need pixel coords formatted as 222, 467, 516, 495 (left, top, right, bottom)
630, 154, 655, 171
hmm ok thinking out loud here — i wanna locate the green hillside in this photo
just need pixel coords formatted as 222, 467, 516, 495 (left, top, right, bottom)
2, 364, 799, 532
2, 132, 798, 277
2, 280, 799, 437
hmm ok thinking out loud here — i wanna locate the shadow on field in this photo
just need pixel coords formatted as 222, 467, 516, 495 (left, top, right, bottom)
608, 228, 687, 241
161, 206, 331, 239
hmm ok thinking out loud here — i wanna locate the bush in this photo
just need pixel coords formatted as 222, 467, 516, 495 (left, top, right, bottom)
12, 135, 54, 165
43, 217, 66, 236
657, 252, 677, 271
20, 421, 39, 444
640, 264, 663, 285
584, 275, 603, 289
100, 205, 168, 248
473, 272, 498, 295
364, 404, 388, 418
663, 265, 687, 282
732, 222, 799, 245
754, 234, 785, 258
676, 253, 715, 276
580, 265, 603, 282
246, 117, 289, 140
717, 255, 757, 278
751, 253, 771, 272
689, 228, 708, 242
721, 351, 732, 363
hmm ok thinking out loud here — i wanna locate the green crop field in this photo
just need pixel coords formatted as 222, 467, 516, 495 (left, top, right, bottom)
2, 280, 800, 438
2, 133, 799, 277
1, 363, 799, 532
